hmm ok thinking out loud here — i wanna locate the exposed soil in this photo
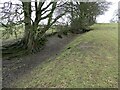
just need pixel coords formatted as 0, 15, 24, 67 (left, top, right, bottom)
2, 33, 78, 88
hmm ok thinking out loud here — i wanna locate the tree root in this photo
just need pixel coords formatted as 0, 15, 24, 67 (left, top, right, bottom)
2, 38, 47, 59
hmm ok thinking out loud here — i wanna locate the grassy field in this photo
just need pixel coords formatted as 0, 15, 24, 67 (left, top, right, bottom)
1, 26, 58, 46
0, 26, 57, 39
10, 23, 118, 88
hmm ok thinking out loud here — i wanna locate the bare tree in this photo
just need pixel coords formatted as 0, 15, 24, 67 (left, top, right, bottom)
1, 0, 67, 52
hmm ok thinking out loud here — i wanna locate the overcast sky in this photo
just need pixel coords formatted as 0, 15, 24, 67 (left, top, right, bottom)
96, 0, 119, 23
0, 0, 119, 23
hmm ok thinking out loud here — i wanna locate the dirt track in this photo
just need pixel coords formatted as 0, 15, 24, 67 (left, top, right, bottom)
2, 34, 78, 88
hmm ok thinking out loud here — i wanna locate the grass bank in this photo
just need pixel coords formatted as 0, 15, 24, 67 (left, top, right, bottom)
10, 23, 118, 88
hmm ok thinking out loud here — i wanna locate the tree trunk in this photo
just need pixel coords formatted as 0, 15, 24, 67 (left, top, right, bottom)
22, 2, 37, 52
23, 22, 46, 52
21, 1, 59, 52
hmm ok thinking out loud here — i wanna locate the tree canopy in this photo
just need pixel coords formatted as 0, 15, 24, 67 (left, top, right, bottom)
0, 0, 111, 52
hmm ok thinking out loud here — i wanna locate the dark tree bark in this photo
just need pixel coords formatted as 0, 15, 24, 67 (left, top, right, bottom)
21, 1, 65, 52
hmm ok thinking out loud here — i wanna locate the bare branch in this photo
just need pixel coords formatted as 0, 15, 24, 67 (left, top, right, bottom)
41, 9, 51, 16
50, 13, 65, 26
35, 0, 37, 12
41, 2, 53, 12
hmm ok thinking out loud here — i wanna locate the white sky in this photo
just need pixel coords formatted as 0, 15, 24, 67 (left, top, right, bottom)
96, 0, 119, 23
0, 0, 119, 23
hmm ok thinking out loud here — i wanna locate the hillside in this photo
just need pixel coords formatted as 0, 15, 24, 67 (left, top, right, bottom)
6, 23, 118, 88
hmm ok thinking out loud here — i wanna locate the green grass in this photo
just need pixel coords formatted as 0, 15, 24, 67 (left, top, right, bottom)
11, 23, 118, 88
1, 26, 24, 46
45, 28, 58, 35
90, 23, 118, 30
1, 26, 58, 45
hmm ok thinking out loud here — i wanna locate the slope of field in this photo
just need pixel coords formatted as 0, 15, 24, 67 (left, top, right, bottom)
11, 23, 118, 88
